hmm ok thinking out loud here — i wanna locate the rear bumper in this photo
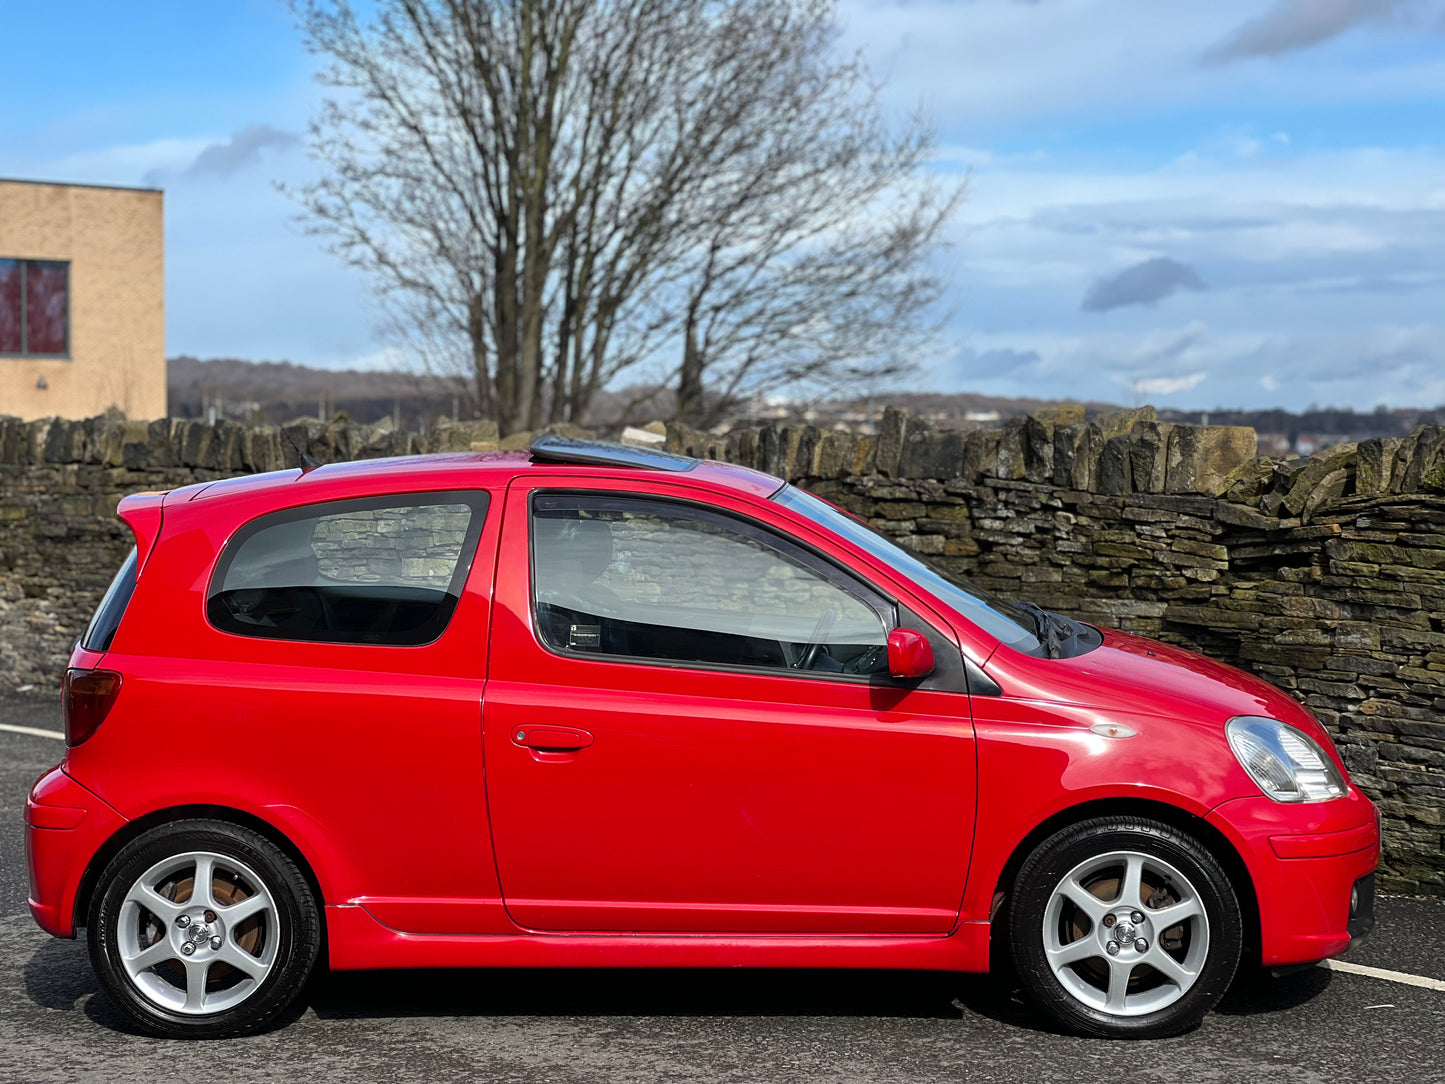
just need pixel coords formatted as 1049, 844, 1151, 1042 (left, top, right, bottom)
25, 767, 127, 938
1208, 788, 1380, 967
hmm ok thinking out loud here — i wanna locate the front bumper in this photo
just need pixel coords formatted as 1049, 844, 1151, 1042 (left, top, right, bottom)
1208, 787, 1380, 967
1347, 872, 1375, 940
25, 767, 127, 938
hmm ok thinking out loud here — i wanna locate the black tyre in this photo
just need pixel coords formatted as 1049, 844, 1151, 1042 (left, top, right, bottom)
87, 819, 321, 1039
1008, 815, 1242, 1039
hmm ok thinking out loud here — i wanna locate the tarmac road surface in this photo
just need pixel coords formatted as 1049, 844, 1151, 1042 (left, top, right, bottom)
3, 698, 1442, 1084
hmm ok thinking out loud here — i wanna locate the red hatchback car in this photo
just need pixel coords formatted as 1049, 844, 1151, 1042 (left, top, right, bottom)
26, 437, 1378, 1039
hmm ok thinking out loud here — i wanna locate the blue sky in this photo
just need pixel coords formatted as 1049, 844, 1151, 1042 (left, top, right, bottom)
3, 0, 1443, 411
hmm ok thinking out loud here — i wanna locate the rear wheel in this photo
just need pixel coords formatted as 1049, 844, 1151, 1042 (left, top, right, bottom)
1008, 816, 1242, 1039
88, 819, 320, 1038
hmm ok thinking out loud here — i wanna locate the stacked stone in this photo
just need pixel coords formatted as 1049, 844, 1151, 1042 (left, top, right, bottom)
0, 411, 496, 693
681, 406, 1444, 892
2, 407, 1443, 891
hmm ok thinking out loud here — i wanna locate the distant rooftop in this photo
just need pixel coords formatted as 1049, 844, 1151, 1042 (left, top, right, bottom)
0, 176, 162, 194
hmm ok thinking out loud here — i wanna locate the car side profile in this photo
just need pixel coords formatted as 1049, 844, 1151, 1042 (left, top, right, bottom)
26, 437, 1379, 1039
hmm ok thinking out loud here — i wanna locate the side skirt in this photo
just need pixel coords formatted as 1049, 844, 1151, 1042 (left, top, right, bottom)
325, 904, 991, 973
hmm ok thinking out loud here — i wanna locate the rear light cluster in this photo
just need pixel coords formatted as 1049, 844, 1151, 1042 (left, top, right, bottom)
63, 668, 122, 746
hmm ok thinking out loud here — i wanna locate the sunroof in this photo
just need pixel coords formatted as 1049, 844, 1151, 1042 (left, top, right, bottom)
528, 435, 701, 472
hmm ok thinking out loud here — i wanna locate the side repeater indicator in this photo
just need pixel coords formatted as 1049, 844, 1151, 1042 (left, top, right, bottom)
1090, 723, 1138, 739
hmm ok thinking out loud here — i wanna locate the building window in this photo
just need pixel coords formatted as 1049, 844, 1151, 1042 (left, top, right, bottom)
0, 259, 69, 357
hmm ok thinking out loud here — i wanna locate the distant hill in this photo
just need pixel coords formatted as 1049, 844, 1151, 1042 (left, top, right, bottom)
168, 355, 1445, 454
168, 355, 462, 429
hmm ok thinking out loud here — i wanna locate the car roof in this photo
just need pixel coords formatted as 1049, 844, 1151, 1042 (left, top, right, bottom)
173, 446, 784, 508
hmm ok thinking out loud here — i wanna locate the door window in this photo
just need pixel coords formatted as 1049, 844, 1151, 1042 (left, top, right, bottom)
531, 493, 888, 675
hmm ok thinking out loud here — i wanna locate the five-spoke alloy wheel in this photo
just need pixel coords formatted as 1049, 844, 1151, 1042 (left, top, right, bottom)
1010, 816, 1242, 1039
88, 820, 320, 1038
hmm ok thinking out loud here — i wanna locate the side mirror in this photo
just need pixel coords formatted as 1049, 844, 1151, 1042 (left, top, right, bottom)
887, 628, 934, 680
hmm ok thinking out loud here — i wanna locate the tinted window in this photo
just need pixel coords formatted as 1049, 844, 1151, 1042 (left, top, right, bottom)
208, 492, 488, 645
531, 494, 888, 676
83, 547, 139, 652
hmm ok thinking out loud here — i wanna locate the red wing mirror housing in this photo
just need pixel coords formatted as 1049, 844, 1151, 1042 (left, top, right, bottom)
887, 628, 935, 680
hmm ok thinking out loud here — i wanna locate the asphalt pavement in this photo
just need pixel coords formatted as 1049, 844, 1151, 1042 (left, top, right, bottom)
3, 695, 1443, 1083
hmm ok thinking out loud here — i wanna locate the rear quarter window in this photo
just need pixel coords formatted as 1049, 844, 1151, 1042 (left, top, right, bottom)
83, 547, 139, 652
207, 491, 489, 646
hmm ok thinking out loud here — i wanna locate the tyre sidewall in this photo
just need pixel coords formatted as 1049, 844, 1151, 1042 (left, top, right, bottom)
88, 820, 319, 1039
1009, 817, 1242, 1039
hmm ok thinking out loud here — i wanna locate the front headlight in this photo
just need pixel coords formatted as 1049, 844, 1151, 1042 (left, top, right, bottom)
1226, 716, 1347, 803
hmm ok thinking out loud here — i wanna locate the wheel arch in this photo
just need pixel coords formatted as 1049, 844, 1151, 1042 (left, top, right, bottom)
987, 797, 1261, 968
74, 804, 328, 950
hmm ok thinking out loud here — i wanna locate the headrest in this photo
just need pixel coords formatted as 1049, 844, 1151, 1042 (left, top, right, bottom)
535, 517, 614, 581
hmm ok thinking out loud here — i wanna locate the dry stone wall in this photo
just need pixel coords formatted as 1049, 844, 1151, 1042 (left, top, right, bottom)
676, 406, 1445, 894
2, 407, 1443, 892
0, 412, 491, 694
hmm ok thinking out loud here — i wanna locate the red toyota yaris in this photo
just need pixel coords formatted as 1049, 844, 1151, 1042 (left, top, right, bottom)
26, 437, 1378, 1039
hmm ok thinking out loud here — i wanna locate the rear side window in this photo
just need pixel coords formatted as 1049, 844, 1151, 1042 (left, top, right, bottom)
83, 547, 139, 652
208, 491, 489, 645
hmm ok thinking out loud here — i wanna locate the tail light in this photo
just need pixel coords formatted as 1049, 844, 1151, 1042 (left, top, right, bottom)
63, 668, 122, 746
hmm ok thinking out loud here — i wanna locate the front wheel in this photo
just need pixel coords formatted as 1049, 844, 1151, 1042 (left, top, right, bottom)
88, 819, 321, 1038
1008, 816, 1242, 1039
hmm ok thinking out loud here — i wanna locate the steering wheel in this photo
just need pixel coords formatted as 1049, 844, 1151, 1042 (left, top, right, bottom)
796, 608, 837, 671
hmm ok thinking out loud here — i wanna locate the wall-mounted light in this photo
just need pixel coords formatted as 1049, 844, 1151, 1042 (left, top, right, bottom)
35, 375, 48, 390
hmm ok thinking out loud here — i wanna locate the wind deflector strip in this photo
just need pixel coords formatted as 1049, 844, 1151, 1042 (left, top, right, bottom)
528, 435, 700, 472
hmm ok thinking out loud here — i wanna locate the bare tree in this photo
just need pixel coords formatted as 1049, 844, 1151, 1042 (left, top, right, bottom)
291, 0, 958, 435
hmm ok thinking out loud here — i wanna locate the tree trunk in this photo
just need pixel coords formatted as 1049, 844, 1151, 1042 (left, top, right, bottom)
294, 0, 955, 440
493, 235, 521, 435
469, 294, 496, 422
675, 314, 704, 423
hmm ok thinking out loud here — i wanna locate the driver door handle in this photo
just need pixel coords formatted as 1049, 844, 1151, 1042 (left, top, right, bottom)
512, 725, 594, 752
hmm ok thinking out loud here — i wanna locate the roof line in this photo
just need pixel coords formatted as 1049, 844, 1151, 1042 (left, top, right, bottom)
529, 434, 700, 472
0, 177, 163, 194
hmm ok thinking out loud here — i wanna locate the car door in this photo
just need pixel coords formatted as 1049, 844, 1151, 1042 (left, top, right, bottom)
482, 475, 977, 934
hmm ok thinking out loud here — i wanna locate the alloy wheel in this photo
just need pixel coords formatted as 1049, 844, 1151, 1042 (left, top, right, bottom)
1042, 849, 1210, 1017
116, 850, 280, 1015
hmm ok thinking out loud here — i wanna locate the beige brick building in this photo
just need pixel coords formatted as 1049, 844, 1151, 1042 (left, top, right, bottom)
0, 179, 165, 421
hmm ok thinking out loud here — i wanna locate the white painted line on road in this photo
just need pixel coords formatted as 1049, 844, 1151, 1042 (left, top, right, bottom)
1325, 959, 1445, 992
0, 722, 64, 740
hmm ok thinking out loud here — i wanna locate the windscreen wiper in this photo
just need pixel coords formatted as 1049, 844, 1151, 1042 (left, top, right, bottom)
1014, 600, 1069, 659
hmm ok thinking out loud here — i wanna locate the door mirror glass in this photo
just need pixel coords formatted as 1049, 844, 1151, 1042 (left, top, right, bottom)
887, 628, 935, 680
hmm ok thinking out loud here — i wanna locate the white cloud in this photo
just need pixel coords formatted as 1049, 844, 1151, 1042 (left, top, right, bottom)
344, 346, 409, 372
931, 319, 1445, 411
26, 137, 212, 187
930, 159, 1445, 368
2, 0, 1438, 412
840, 0, 1445, 130
1119, 372, 1207, 397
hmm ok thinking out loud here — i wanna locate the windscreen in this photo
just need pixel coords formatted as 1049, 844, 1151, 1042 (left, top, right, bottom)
773, 485, 1041, 653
